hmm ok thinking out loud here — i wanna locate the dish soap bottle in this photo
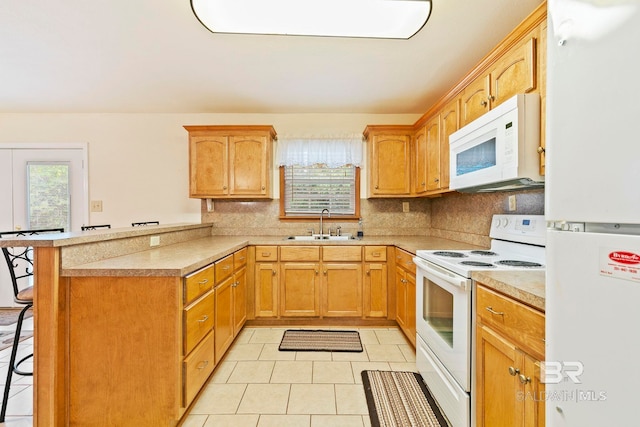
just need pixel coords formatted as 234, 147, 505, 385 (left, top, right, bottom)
357, 218, 364, 238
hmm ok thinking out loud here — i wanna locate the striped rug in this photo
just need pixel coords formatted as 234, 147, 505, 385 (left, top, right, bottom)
278, 329, 363, 352
362, 370, 448, 427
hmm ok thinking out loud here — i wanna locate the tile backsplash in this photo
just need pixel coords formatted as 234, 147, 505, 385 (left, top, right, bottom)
202, 189, 544, 247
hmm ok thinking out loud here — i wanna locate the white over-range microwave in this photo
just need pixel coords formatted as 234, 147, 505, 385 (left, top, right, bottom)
449, 93, 543, 192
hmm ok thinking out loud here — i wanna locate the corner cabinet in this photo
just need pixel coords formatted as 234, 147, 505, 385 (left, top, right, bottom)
476, 285, 545, 427
184, 125, 276, 199
363, 125, 413, 198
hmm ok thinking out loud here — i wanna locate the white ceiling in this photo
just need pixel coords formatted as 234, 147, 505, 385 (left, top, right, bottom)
1, 0, 544, 114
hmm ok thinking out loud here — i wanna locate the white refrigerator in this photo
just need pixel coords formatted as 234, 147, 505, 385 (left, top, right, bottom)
546, 0, 640, 425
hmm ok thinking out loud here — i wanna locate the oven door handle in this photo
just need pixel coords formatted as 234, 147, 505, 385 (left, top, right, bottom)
413, 257, 469, 290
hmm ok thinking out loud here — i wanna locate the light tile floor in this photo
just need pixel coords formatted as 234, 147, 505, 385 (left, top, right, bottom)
0, 315, 34, 427
183, 326, 417, 427
0, 324, 416, 427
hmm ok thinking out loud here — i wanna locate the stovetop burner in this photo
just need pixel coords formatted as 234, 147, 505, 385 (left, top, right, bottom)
433, 251, 467, 258
470, 250, 498, 256
495, 260, 544, 268
460, 261, 496, 267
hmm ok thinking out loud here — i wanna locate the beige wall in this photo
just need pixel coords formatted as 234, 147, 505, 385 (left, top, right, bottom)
0, 112, 418, 228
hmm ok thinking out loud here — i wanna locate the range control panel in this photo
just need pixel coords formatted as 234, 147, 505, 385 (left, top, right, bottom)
490, 214, 546, 246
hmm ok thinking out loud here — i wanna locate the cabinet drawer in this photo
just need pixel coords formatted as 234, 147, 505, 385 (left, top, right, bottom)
365, 246, 387, 261
280, 246, 320, 261
183, 331, 215, 406
477, 285, 545, 358
184, 264, 214, 305
234, 247, 248, 270
323, 246, 362, 261
395, 249, 416, 275
215, 255, 234, 283
255, 246, 278, 261
184, 290, 215, 355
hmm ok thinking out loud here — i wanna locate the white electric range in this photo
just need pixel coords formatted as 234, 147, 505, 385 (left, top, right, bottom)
412, 214, 545, 427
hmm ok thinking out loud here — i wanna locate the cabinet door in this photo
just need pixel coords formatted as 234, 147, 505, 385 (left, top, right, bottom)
214, 276, 234, 363
280, 263, 320, 317
523, 355, 545, 427
322, 262, 363, 317
476, 324, 523, 427
395, 268, 407, 328
364, 262, 387, 318
370, 134, 412, 196
255, 262, 278, 318
233, 266, 247, 334
406, 271, 416, 346
413, 126, 427, 195
439, 97, 459, 191
189, 135, 228, 197
229, 135, 269, 197
461, 75, 490, 126
489, 36, 536, 108
425, 115, 441, 192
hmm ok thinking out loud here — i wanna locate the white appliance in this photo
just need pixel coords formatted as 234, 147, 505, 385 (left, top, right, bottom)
414, 214, 546, 427
546, 1, 640, 425
449, 93, 543, 193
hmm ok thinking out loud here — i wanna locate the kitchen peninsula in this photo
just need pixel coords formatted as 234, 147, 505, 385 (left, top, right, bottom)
1, 223, 483, 426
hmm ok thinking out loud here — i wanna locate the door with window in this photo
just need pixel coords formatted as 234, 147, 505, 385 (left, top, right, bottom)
0, 146, 87, 305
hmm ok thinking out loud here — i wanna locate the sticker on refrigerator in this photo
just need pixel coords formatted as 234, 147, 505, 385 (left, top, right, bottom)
600, 248, 640, 283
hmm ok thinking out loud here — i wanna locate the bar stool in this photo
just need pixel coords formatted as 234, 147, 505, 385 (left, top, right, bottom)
81, 224, 111, 231
0, 228, 64, 422
131, 221, 159, 226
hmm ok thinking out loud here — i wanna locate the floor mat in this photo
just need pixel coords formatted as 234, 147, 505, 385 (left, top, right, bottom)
362, 370, 448, 427
278, 329, 363, 352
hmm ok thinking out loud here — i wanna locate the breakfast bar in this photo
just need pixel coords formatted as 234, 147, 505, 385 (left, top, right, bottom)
1, 223, 486, 426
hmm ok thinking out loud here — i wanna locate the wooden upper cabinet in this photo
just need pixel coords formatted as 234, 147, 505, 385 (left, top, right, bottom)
490, 36, 536, 108
461, 34, 537, 127
439, 97, 459, 191
461, 75, 491, 127
425, 115, 441, 192
184, 125, 276, 199
363, 125, 413, 197
413, 126, 427, 195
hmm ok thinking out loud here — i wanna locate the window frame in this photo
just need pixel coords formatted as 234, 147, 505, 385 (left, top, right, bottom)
278, 165, 361, 220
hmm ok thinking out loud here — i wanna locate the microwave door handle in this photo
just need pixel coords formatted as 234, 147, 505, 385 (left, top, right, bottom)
413, 257, 469, 290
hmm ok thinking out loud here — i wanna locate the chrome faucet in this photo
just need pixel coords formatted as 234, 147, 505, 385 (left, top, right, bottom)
319, 208, 330, 238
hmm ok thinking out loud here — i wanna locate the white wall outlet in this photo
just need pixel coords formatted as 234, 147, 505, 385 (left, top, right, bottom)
90, 200, 103, 212
508, 195, 517, 211
150, 236, 160, 246
402, 202, 410, 213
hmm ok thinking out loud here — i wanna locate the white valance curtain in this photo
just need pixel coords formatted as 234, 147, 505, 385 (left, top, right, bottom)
276, 135, 363, 167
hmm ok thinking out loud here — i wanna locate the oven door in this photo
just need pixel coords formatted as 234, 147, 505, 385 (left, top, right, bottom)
414, 256, 471, 391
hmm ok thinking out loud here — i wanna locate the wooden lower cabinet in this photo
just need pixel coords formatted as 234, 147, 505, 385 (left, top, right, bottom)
476, 285, 545, 427
322, 262, 363, 317
394, 248, 416, 345
254, 246, 279, 318
214, 250, 248, 364
280, 262, 321, 316
363, 247, 388, 318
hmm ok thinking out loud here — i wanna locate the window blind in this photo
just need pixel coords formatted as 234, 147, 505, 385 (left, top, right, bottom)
284, 165, 356, 215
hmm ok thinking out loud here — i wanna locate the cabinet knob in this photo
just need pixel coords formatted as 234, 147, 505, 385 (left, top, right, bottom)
480, 100, 488, 107
434, 178, 439, 182
488, 95, 495, 102
518, 374, 531, 384
198, 279, 209, 286
198, 315, 209, 323
508, 366, 520, 376
366, 270, 370, 275
223, 186, 227, 190
272, 270, 277, 275
375, 185, 379, 189
537, 146, 546, 154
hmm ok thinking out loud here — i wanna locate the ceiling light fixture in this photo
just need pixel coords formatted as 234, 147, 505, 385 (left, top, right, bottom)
191, 0, 432, 39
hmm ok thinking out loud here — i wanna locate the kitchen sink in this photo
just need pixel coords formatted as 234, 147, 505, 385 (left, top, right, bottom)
285, 234, 354, 241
